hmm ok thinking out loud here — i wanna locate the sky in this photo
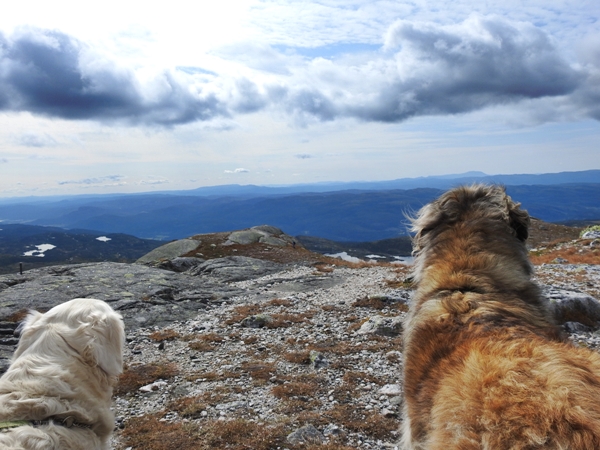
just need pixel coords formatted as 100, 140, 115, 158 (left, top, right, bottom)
0, 0, 599, 197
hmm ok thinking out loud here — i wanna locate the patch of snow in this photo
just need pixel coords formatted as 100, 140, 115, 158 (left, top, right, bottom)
392, 256, 414, 265
96, 236, 112, 242
325, 252, 362, 264
23, 244, 56, 257
365, 254, 385, 259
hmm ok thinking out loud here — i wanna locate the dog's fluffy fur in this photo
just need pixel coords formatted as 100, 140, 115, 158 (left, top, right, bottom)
402, 185, 600, 449
0, 298, 124, 450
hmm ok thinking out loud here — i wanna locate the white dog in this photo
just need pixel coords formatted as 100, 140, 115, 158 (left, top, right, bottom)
0, 298, 124, 450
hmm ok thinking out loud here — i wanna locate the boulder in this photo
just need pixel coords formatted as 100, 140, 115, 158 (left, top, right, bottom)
224, 225, 294, 247
136, 239, 200, 264
357, 315, 403, 337
240, 314, 272, 328
582, 230, 600, 239
545, 288, 600, 329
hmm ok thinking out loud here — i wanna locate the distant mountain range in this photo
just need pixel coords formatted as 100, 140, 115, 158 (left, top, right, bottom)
0, 170, 598, 242
0, 224, 163, 274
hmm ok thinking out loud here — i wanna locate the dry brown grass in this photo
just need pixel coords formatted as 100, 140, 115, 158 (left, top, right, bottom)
342, 370, 385, 387
187, 332, 226, 351
119, 416, 292, 450
324, 405, 397, 440
267, 298, 293, 307
198, 419, 288, 450
241, 335, 259, 344
116, 362, 179, 396
283, 350, 312, 364
384, 277, 414, 289
188, 341, 216, 352
272, 382, 317, 399
267, 311, 315, 328
224, 304, 265, 325
321, 304, 343, 312
119, 414, 201, 450
199, 332, 226, 342
168, 396, 209, 419
530, 245, 600, 265
352, 295, 409, 312
148, 329, 181, 342
240, 361, 277, 381
308, 339, 354, 356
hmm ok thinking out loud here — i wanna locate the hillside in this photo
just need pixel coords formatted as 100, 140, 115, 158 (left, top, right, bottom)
0, 224, 164, 274
0, 224, 597, 449
0, 182, 598, 241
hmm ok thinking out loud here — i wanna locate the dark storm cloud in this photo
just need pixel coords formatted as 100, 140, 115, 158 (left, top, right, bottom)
0, 29, 231, 125
346, 16, 583, 122
269, 86, 338, 124
0, 18, 595, 128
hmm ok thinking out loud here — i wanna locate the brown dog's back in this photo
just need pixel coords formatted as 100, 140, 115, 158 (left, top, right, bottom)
402, 185, 600, 449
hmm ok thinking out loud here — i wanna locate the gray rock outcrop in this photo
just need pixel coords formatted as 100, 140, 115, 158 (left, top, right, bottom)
0, 261, 268, 330
189, 256, 285, 282
224, 225, 294, 247
136, 239, 200, 264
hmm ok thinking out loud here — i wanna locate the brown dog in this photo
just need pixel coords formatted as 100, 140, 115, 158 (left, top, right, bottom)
402, 185, 600, 449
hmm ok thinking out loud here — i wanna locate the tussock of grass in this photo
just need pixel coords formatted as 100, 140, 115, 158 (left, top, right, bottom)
188, 341, 216, 352
224, 304, 265, 325
320, 304, 343, 312
324, 405, 397, 440
120, 414, 201, 450
240, 361, 276, 381
148, 329, 181, 342
168, 396, 209, 419
116, 362, 179, 396
283, 350, 312, 364
267, 298, 293, 307
267, 311, 315, 328
272, 382, 317, 399
199, 419, 288, 450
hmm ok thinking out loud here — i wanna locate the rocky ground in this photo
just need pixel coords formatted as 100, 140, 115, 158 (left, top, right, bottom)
0, 225, 598, 449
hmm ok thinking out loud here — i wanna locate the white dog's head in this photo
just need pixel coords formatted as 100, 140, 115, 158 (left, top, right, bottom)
13, 298, 125, 380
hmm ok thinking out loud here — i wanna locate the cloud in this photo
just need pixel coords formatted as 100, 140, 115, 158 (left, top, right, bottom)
57, 175, 126, 185
15, 132, 57, 147
224, 168, 249, 173
359, 15, 581, 121
275, 14, 583, 123
139, 177, 170, 185
295, 153, 312, 159
0, 16, 597, 128
0, 28, 241, 126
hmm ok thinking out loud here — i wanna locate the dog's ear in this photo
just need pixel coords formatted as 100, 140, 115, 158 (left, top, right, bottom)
507, 199, 529, 242
12, 310, 45, 358
410, 203, 440, 252
14, 310, 43, 337
81, 310, 125, 378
